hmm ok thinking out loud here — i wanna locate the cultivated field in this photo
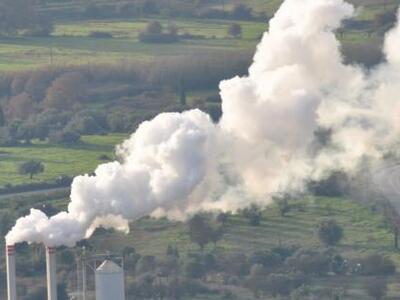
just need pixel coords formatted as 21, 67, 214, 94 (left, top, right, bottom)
0, 134, 127, 187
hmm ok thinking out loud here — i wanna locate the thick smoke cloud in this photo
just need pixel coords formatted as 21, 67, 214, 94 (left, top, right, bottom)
7, 0, 400, 247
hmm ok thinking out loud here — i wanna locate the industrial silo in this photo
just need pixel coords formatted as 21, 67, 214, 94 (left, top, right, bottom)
95, 260, 125, 300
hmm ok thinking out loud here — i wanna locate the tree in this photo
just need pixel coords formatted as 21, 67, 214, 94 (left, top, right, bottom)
0, 0, 36, 35
228, 23, 242, 38
242, 205, 262, 226
145, 21, 163, 35
246, 264, 267, 297
179, 79, 187, 106
231, 4, 253, 20
18, 160, 44, 179
6, 93, 36, 120
49, 129, 81, 145
0, 105, 4, 126
216, 212, 229, 225
275, 196, 290, 217
44, 72, 87, 110
318, 219, 343, 247
209, 226, 223, 247
366, 278, 387, 300
139, 20, 179, 43
188, 214, 212, 250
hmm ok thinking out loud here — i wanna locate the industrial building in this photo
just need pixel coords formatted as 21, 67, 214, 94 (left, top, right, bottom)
6, 244, 126, 300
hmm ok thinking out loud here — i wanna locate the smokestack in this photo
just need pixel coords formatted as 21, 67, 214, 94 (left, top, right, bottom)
46, 246, 58, 300
6, 244, 17, 300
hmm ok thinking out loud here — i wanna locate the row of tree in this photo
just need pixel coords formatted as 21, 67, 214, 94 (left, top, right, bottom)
0, 0, 53, 36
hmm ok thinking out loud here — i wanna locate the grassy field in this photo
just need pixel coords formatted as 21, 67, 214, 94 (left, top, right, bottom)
2, 0, 396, 72
0, 18, 265, 71
2, 191, 399, 299
84, 195, 400, 299
0, 134, 127, 187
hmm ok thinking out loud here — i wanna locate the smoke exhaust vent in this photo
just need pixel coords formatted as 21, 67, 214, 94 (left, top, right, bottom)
6, 245, 17, 300
46, 246, 58, 300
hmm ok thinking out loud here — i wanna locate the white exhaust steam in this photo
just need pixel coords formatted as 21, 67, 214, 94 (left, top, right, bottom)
6, 0, 400, 247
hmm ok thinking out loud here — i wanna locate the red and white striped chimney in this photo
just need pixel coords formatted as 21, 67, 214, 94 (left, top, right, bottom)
6, 244, 17, 300
46, 246, 58, 300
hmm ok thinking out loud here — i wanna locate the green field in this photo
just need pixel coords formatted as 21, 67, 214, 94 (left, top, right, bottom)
1, 0, 395, 72
0, 18, 266, 71
0, 134, 127, 187
84, 196, 400, 299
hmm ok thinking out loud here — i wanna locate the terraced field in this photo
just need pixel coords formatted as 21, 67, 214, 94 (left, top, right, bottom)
87, 196, 400, 299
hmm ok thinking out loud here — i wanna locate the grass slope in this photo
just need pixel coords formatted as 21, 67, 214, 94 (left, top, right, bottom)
85, 196, 400, 299
0, 134, 127, 187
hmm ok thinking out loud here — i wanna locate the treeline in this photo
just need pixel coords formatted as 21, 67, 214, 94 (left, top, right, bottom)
6, 209, 397, 300
0, 51, 251, 146
0, 0, 53, 36
42, 0, 267, 22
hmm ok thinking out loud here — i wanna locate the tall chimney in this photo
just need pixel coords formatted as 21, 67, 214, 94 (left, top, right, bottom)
46, 246, 58, 300
6, 244, 17, 300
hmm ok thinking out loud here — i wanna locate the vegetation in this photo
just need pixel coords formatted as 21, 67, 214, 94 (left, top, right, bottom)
318, 219, 344, 247
2, 196, 400, 299
0, 134, 126, 187
0, 0, 399, 299
18, 160, 44, 179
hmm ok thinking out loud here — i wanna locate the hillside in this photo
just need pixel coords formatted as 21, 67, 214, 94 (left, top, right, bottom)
0, 0, 398, 71
2, 195, 400, 299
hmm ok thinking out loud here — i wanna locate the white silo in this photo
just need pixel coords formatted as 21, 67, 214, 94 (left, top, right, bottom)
95, 260, 125, 300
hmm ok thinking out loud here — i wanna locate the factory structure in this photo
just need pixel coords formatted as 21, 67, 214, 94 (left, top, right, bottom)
5, 244, 126, 300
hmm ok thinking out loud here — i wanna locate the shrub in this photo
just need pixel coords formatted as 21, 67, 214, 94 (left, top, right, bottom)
231, 4, 253, 20
318, 219, 343, 247
287, 249, 331, 276
139, 21, 179, 43
245, 264, 267, 297
89, 31, 113, 38
249, 251, 282, 270
49, 130, 81, 145
265, 274, 306, 297
135, 255, 156, 274
359, 254, 396, 276
242, 205, 262, 226
218, 253, 249, 276
228, 23, 242, 38
366, 278, 387, 300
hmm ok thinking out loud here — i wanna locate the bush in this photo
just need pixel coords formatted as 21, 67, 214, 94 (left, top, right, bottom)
287, 249, 331, 276
228, 23, 242, 38
139, 21, 179, 43
49, 130, 81, 145
89, 31, 113, 38
231, 4, 253, 20
366, 278, 387, 300
318, 219, 343, 246
249, 251, 282, 270
218, 253, 249, 276
139, 32, 179, 43
242, 205, 262, 226
135, 255, 156, 275
265, 274, 306, 297
67, 115, 103, 135
359, 254, 396, 276
245, 264, 267, 297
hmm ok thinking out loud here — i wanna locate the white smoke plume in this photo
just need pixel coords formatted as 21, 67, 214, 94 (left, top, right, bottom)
7, 0, 400, 247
